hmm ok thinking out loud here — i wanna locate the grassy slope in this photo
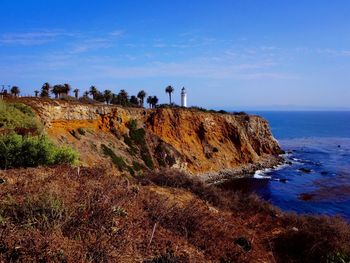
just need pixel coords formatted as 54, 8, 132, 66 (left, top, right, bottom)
0, 166, 349, 263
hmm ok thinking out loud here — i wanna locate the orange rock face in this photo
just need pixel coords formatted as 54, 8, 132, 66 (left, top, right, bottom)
145, 108, 282, 174
18, 98, 282, 175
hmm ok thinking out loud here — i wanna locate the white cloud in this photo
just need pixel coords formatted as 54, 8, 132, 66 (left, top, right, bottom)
109, 30, 124, 37
90, 58, 296, 80
315, 48, 350, 57
69, 30, 124, 53
70, 38, 113, 53
0, 30, 73, 45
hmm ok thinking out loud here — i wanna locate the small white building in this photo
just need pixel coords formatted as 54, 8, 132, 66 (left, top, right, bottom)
181, 87, 187, 107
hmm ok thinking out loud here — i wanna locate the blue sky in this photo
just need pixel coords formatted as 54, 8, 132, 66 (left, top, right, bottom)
0, 0, 350, 109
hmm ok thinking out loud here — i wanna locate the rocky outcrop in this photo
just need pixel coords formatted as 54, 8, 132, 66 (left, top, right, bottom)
145, 108, 282, 174
17, 98, 283, 177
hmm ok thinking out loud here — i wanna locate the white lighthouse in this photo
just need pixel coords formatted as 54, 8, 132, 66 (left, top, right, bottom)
181, 87, 187, 107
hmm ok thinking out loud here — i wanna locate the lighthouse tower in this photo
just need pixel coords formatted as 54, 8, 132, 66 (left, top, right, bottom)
181, 87, 187, 107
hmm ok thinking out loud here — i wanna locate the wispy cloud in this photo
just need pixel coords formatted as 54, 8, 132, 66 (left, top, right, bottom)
152, 35, 217, 49
69, 30, 124, 53
90, 58, 297, 80
0, 31, 298, 82
109, 30, 124, 37
70, 38, 114, 53
295, 47, 350, 57
0, 30, 73, 45
315, 48, 350, 57
0, 28, 124, 52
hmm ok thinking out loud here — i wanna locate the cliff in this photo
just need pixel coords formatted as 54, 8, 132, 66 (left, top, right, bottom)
16, 98, 283, 177
145, 109, 282, 174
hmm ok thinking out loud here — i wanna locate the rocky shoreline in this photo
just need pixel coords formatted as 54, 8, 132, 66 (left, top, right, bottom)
202, 154, 285, 184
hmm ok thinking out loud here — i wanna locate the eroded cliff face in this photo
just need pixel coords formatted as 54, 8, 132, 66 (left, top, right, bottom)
145, 109, 282, 174
19, 98, 282, 176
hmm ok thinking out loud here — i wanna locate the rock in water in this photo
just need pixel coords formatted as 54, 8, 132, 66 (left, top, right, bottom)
298, 168, 312, 173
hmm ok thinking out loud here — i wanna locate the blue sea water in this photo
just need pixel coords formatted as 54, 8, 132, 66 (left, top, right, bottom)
221, 111, 350, 221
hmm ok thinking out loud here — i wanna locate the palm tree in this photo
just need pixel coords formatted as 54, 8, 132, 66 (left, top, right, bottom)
73, 88, 79, 99
40, 82, 50, 98
103, 90, 113, 104
137, 90, 146, 107
165, 85, 174, 104
89, 86, 98, 100
146, 96, 153, 108
118, 89, 129, 106
110, 93, 119, 104
62, 83, 71, 98
10, 86, 20, 97
94, 91, 105, 103
34, 90, 39, 97
52, 85, 60, 99
129, 95, 139, 106
151, 96, 159, 108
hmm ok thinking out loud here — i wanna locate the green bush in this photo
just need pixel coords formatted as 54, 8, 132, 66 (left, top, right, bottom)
0, 101, 42, 133
101, 144, 127, 171
141, 151, 154, 170
127, 119, 138, 131
53, 146, 79, 165
126, 120, 154, 170
130, 128, 146, 146
10, 103, 36, 117
0, 133, 78, 169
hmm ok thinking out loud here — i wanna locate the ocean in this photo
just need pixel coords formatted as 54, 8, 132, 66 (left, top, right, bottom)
220, 111, 350, 221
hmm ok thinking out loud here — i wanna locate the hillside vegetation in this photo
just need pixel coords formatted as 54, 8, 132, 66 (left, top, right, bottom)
0, 166, 350, 262
0, 100, 78, 169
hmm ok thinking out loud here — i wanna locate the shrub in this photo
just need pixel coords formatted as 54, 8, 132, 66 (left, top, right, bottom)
101, 144, 127, 171
327, 252, 350, 263
77, 128, 86, 135
233, 111, 248, 116
0, 192, 68, 230
125, 119, 154, 170
154, 143, 176, 167
132, 161, 143, 171
127, 119, 138, 131
273, 215, 350, 263
0, 133, 78, 169
139, 170, 276, 214
112, 206, 128, 217
0, 101, 42, 134
130, 127, 146, 146
141, 152, 154, 170
188, 106, 229, 115
9, 102, 36, 117
69, 129, 81, 140
53, 146, 79, 165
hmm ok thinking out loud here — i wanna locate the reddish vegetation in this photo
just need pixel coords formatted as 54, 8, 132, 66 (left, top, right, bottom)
1, 166, 349, 262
